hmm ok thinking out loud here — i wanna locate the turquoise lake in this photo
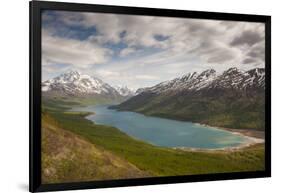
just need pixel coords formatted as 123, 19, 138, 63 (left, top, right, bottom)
73, 105, 248, 149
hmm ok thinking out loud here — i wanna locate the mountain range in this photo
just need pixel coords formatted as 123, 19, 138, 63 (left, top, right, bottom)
42, 67, 265, 130
112, 67, 265, 131
135, 67, 264, 95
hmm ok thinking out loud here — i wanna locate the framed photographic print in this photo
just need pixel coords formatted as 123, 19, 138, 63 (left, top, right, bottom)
30, 1, 271, 192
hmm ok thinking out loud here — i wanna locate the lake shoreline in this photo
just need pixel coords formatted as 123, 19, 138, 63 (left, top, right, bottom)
112, 106, 265, 138
74, 105, 265, 152
128, 108, 266, 151
195, 123, 265, 139
175, 123, 264, 152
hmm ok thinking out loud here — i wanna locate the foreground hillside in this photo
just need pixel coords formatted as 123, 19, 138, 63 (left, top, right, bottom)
42, 98, 265, 183
42, 112, 149, 183
113, 68, 265, 130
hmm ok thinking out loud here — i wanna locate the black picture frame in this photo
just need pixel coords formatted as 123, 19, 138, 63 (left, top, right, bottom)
29, 1, 271, 192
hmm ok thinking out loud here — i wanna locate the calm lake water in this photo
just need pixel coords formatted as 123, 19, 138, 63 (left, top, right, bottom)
72, 105, 248, 149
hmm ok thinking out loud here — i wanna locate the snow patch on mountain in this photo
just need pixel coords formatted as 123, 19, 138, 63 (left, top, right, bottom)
113, 85, 135, 96
136, 67, 265, 95
42, 70, 118, 96
42, 70, 136, 98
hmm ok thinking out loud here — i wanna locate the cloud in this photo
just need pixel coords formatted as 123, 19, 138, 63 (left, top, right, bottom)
135, 75, 160, 80
42, 10, 265, 88
95, 69, 121, 78
42, 63, 71, 72
242, 57, 257, 64
120, 47, 137, 57
246, 42, 265, 60
42, 29, 112, 69
230, 30, 263, 47
207, 50, 235, 63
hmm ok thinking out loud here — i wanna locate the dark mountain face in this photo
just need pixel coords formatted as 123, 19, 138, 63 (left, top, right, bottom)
113, 67, 265, 131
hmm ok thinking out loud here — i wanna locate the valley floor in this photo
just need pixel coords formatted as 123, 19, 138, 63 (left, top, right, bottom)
41, 98, 265, 183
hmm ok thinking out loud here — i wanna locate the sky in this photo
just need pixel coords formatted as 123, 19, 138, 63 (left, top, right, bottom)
42, 10, 265, 90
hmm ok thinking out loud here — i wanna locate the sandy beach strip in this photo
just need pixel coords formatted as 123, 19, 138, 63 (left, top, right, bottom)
174, 124, 265, 152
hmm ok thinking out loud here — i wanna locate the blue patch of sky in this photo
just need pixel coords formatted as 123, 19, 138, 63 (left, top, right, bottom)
42, 10, 98, 41
154, 34, 170, 41
104, 42, 127, 52
103, 41, 128, 59
57, 25, 97, 41
103, 40, 164, 60
119, 30, 127, 38
134, 46, 164, 57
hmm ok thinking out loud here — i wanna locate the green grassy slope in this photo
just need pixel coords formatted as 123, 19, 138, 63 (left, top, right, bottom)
42, 98, 265, 182
42, 113, 149, 184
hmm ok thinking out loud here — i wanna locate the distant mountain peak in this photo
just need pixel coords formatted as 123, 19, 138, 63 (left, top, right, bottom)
42, 71, 119, 97
42, 70, 136, 99
55, 69, 82, 82
223, 67, 242, 75
197, 69, 216, 79
181, 72, 197, 80
114, 85, 135, 97
65, 69, 81, 74
202, 68, 216, 74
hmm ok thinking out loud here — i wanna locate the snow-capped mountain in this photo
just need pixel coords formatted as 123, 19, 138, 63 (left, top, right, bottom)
113, 85, 135, 97
42, 70, 121, 97
42, 67, 265, 100
208, 67, 265, 90
243, 68, 265, 88
143, 69, 216, 94
136, 67, 265, 95
113, 67, 266, 131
